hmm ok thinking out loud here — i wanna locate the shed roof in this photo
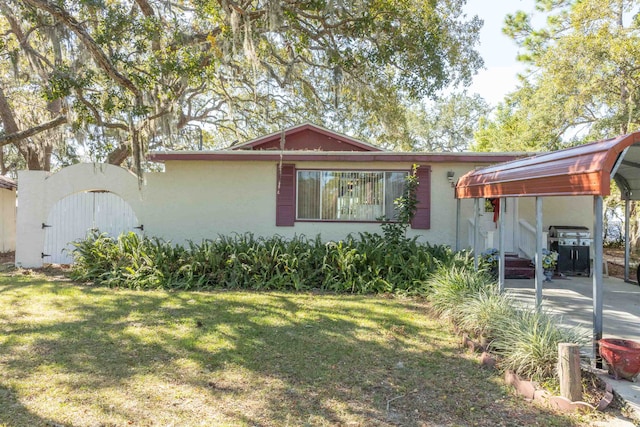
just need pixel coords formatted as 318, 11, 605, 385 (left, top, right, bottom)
0, 175, 16, 190
455, 132, 640, 199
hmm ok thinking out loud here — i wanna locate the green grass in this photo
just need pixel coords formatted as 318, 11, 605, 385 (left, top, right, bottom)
0, 272, 581, 427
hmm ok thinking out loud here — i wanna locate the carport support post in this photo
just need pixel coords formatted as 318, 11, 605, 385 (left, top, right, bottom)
535, 197, 543, 308
455, 198, 461, 252
498, 197, 506, 293
474, 198, 480, 270
593, 195, 604, 368
625, 198, 631, 282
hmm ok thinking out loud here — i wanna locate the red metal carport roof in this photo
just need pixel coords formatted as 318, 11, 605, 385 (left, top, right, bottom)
455, 132, 640, 199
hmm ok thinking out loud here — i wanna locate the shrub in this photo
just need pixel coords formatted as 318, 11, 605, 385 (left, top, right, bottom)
457, 289, 515, 340
489, 307, 586, 381
426, 261, 494, 322
425, 258, 587, 382
70, 231, 452, 294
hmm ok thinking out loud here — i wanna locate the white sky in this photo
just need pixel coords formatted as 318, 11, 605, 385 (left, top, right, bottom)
463, 0, 538, 106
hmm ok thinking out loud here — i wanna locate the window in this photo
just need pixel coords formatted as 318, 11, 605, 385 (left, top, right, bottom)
296, 170, 407, 221
276, 164, 430, 229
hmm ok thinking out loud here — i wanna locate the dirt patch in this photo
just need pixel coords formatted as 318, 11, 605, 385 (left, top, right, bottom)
604, 247, 639, 283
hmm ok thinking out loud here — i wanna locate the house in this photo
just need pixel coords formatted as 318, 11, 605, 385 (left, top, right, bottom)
0, 175, 16, 254
15, 123, 593, 268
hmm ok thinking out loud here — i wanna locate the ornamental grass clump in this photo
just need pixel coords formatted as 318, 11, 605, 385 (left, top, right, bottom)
457, 289, 515, 340
426, 260, 586, 382
426, 262, 494, 322
488, 306, 587, 381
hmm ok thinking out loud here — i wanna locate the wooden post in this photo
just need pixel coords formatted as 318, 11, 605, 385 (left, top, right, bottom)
558, 343, 582, 402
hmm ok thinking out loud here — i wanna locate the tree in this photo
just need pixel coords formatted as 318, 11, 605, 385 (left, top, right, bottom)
473, 81, 566, 152
479, 0, 640, 151
407, 92, 491, 152
0, 0, 484, 177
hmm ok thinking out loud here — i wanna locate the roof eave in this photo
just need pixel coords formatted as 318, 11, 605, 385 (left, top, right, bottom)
148, 150, 526, 164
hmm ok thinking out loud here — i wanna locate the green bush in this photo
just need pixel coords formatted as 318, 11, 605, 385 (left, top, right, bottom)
426, 261, 495, 322
489, 307, 586, 381
70, 231, 453, 293
457, 289, 515, 340
424, 259, 586, 382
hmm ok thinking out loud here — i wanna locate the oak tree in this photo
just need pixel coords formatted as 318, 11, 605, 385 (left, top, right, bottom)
0, 0, 483, 177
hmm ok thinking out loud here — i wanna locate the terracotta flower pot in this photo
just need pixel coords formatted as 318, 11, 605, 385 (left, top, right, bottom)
599, 338, 640, 381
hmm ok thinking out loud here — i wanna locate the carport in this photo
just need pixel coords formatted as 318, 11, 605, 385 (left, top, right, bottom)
455, 131, 640, 365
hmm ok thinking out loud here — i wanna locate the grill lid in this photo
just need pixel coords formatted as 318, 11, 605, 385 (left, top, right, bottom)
549, 225, 591, 239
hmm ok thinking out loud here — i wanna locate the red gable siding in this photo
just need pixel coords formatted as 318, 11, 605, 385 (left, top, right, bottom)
276, 164, 296, 226
411, 165, 431, 230
230, 123, 384, 152
252, 129, 371, 151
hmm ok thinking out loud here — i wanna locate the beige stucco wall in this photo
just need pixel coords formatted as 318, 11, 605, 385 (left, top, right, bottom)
16, 164, 143, 268
518, 196, 594, 233
16, 160, 482, 267
16, 160, 596, 267
143, 160, 480, 248
0, 188, 16, 252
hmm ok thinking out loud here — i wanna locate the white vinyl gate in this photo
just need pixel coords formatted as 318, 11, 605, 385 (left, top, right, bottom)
43, 191, 140, 264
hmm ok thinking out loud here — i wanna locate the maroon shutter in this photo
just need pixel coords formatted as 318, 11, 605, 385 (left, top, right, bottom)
276, 164, 296, 226
411, 165, 431, 229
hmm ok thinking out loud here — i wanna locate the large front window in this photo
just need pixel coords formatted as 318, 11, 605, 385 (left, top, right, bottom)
296, 170, 407, 221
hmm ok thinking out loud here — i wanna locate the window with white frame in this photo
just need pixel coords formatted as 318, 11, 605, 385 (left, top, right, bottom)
296, 170, 407, 221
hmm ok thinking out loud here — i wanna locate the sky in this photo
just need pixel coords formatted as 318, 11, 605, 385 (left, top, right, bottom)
463, 0, 539, 106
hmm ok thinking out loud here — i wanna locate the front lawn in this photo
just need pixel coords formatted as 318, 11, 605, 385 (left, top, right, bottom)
0, 272, 579, 426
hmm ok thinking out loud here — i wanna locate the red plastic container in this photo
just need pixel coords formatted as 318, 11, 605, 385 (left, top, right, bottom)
599, 338, 640, 381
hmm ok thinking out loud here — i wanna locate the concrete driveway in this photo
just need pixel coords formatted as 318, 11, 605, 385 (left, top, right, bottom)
505, 276, 640, 422
505, 276, 640, 343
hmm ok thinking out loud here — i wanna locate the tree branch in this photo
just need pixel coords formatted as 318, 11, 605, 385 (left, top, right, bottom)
22, 0, 143, 103
76, 88, 129, 131
0, 115, 67, 146
106, 144, 131, 166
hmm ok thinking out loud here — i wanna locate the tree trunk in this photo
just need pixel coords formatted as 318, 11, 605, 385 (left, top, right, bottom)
107, 144, 131, 166
0, 86, 19, 138
26, 146, 42, 170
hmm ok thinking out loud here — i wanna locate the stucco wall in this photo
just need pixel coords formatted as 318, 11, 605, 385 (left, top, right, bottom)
518, 196, 594, 233
16, 164, 143, 268
143, 160, 478, 247
16, 160, 595, 267
0, 188, 16, 252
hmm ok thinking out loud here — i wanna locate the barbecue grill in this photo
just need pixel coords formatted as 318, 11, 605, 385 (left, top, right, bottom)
548, 226, 592, 276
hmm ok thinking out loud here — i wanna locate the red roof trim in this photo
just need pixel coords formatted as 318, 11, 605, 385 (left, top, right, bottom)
455, 132, 640, 199
0, 175, 16, 190
229, 123, 385, 152
149, 151, 522, 164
